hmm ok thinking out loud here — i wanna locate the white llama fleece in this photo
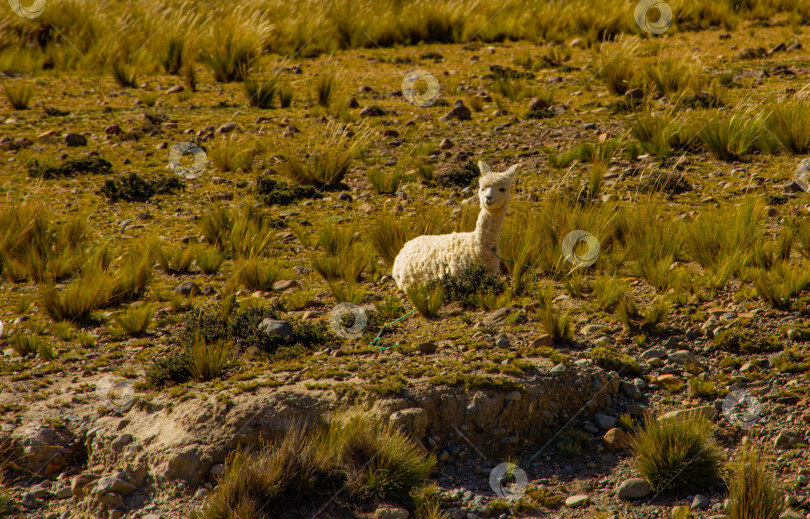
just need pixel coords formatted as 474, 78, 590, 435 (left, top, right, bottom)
392, 161, 519, 291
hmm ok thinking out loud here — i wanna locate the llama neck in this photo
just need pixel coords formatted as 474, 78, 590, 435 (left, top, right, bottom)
474, 205, 506, 250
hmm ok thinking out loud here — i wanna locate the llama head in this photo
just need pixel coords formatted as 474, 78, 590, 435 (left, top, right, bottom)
477, 161, 518, 212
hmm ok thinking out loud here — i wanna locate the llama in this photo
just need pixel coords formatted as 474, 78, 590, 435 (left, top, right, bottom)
392, 161, 519, 291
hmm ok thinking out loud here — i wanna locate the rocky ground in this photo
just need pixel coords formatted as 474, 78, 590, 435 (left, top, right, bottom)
1, 12, 810, 519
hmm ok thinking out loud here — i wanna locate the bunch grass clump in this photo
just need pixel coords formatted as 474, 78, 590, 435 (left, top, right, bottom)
278, 124, 371, 187
198, 410, 434, 518
630, 414, 722, 493
724, 449, 785, 519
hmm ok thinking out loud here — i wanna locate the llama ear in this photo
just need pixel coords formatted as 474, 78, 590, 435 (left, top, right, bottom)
502, 164, 519, 180
478, 161, 493, 175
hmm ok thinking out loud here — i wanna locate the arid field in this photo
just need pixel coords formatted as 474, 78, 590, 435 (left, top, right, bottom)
1, 1, 810, 518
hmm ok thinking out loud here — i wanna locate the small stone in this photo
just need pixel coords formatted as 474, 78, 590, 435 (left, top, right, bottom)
167, 85, 184, 93
419, 342, 437, 354
528, 97, 550, 111
582, 122, 597, 130
64, 133, 87, 147
603, 428, 630, 450
775, 429, 803, 449
174, 281, 201, 296
96, 476, 137, 495
595, 413, 616, 430
668, 350, 698, 366
441, 100, 472, 122
258, 319, 293, 338
691, 494, 710, 509
529, 334, 553, 348
580, 324, 605, 336
439, 138, 454, 150
359, 105, 385, 117
616, 478, 650, 499
218, 123, 238, 134
375, 505, 409, 519
346, 96, 359, 108
210, 464, 225, 476
625, 88, 645, 100
38, 130, 58, 142
272, 280, 299, 291
565, 494, 590, 508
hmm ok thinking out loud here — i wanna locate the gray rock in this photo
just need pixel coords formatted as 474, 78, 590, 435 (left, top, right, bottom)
668, 350, 698, 366
641, 348, 667, 360
595, 413, 616, 430
616, 478, 650, 499
580, 324, 605, 336
375, 505, 409, 519
691, 494, 710, 509
96, 476, 137, 495
258, 319, 293, 338
174, 281, 201, 296
441, 100, 472, 121
218, 123, 238, 134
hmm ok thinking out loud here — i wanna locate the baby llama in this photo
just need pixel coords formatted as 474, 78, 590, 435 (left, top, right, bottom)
392, 161, 519, 291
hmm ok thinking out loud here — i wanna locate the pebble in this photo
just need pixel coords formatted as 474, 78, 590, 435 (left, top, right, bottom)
616, 478, 650, 499
565, 494, 590, 508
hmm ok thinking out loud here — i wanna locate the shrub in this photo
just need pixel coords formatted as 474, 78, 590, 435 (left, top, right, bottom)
145, 350, 190, 388
157, 244, 196, 275
255, 176, 322, 206
201, 22, 265, 82
426, 265, 505, 307
588, 346, 641, 376
9, 333, 41, 357
39, 274, 115, 323
724, 449, 786, 519
762, 99, 810, 154
279, 84, 293, 107
100, 173, 184, 202
630, 414, 722, 493
436, 159, 479, 188
28, 156, 113, 179
113, 304, 153, 336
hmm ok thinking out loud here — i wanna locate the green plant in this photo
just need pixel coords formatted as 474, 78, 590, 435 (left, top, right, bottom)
3, 82, 32, 109
724, 449, 785, 519
188, 334, 230, 381
9, 333, 41, 357
406, 284, 443, 317
630, 414, 722, 492
195, 247, 224, 275
688, 377, 717, 400
113, 304, 153, 336
197, 410, 433, 518
235, 258, 281, 291
367, 212, 408, 266
158, 244, 196, 275
255, 177, 322, 206
537, 287, 572, 343
201, 21, 266, 82
588, 346, 641, 376
279, 84, 293, 107
50, 321, 74, 342
278, 124, 370, 187
110, 60, 137, 88
748, 263, 810, 308
761, 98, 810, 154
367, 167, 404, 194
697, 110, 762, 161
557, 429, 590, 457
374, 295, 404, 320
245, 74, 280, 108
316, 72, 336, 107
100, 173, 184, 202
426, 265, 505, 307
595, 41, 637, 96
